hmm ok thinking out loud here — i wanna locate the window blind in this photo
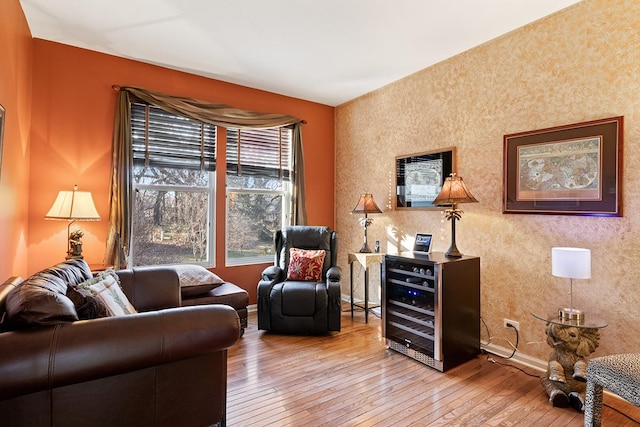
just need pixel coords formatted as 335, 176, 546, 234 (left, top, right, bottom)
131, 102, 216, 171
226, 127, 291, 180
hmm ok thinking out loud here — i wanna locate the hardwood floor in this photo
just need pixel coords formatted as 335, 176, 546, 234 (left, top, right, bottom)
226, 308, 640, 426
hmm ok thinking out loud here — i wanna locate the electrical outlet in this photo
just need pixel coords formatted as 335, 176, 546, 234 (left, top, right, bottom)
503, 318, 520, 332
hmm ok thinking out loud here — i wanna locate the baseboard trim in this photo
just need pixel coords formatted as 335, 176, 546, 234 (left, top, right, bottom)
342, 294, 548, 373
481, 342, 547, 373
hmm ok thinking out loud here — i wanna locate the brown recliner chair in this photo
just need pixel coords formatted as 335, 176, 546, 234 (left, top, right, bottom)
257, 226, 341, 334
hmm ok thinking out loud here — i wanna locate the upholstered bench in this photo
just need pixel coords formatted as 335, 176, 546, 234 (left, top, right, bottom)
584, 353, 640, 426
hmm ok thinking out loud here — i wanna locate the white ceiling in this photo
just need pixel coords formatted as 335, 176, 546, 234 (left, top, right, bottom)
20, 0, 581, 106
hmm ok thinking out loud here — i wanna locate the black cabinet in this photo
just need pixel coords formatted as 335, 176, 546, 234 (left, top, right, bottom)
383, 252, 480, 372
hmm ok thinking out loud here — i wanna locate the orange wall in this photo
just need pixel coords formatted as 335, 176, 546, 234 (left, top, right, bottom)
26, 40, 335, 302
0, 0, 33, 280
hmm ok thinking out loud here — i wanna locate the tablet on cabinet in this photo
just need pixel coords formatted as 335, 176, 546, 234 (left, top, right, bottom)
412, 233, 432, 254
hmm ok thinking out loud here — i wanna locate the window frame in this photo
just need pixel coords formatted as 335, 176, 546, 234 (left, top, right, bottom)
224, 126, 293, 267
130, 172, 216, 268
129, 99, 217, 267
225, 184, 290, 266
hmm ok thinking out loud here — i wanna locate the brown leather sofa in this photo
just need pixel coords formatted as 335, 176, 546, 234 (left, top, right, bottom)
0, 260, 241, 427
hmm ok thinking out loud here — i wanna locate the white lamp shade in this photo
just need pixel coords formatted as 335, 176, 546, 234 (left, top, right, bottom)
45, 188, 100, 221
551, 247, 591, 279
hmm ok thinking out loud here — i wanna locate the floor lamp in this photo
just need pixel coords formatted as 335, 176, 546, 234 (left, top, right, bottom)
45, 185, 101, 259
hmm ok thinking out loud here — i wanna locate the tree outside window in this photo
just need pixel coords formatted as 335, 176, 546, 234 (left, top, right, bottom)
226, 127, 292, 266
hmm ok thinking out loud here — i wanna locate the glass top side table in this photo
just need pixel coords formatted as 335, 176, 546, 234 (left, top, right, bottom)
531, 312, 608, 329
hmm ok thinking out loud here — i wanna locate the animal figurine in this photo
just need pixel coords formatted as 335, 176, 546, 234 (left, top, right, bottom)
540, 322, 600, 412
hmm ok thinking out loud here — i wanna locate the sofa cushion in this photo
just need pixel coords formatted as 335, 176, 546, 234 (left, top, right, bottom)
4, 260, 93, 327
286, 248, 326, 282
6, 283, 78, 326
69, 270, 137, 318
181, 282, 249, 310
45, 259, 93, 288
174, 265, 225, 297
66, 283, 109, 319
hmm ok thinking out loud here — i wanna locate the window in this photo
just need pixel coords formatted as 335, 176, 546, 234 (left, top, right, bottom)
226, 127, 292, 265
130, 103, 216, 266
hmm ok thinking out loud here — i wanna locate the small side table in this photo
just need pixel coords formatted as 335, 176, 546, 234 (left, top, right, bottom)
348, 252, 383, 323
531, 312, 607, 335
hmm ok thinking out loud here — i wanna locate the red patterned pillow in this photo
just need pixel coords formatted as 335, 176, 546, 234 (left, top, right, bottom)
287, 248, 326, 281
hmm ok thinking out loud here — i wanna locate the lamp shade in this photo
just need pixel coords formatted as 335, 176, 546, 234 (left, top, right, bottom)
432, 173, 478, 206
352, 193, 382, 214
45, 185, 101, 221
552, 247, 591, 279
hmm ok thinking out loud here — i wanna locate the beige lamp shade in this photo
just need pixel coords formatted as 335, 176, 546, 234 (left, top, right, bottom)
432, 173, 479, 206
45, 185, 101, 221
351, 193, 382, 214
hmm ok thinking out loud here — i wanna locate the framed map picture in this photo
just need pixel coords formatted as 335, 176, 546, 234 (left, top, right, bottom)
395, 147, 455, 209
503, 117, 623, 216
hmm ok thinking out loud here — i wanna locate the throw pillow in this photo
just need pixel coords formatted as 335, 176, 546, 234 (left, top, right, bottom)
66, 284, 110, 319
286, 248, 326, 282
69, 270, 137, 318
174, 265, 225, 297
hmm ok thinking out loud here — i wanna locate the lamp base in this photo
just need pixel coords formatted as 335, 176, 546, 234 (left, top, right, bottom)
445, 247, 463, 258
559, 307, 584, 323
444, 213, 463, 258
359, 243, 372, 253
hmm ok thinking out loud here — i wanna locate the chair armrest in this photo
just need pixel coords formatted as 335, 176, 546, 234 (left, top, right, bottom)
261, 266, 284, 282
325, 267, 342, 331
0, 305, 240, 400
258, 266, 285, 308
116, 266, 181, 311
257, 266, 285, 330
325, 268, 342, 299
326, 266, 342, 282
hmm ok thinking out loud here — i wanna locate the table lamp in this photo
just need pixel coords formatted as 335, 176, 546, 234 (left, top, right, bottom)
45, 185, 101, 259
432, 173, 478, 257
351, 193, 382, 253
552, 247, 591, 323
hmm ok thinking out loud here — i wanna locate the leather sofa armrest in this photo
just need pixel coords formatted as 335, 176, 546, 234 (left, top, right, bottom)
0, 305, 240, 400
117, 266, 181, 311
0, 277, 22, 328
